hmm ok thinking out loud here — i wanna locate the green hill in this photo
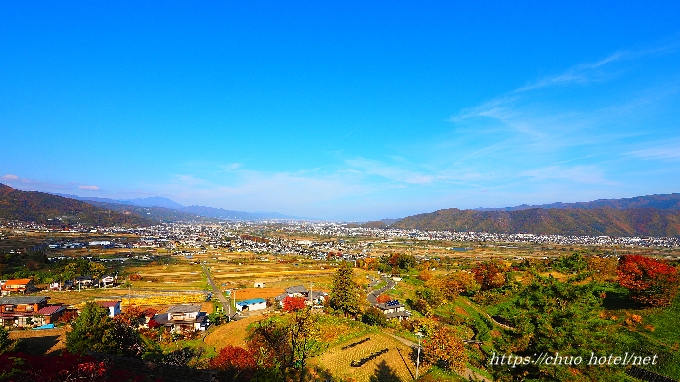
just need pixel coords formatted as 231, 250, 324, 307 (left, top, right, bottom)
0, 184, 153, 227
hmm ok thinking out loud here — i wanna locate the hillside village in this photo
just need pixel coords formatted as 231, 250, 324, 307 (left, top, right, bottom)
0, 219, 679, 381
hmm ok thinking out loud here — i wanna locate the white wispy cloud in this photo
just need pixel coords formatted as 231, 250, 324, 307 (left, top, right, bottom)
345, 158, 435, 184
78, 185, 100, 190
515, 40, 678, 92
515, 51, 627, 92
519, 165, 615, 185
174, 174, 208, 186
2, 174, 19, 180
629, 140, 680, 161
219, 163, 242, 171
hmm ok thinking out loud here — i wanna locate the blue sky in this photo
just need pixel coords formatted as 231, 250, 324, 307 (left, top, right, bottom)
2, 2, 680, 221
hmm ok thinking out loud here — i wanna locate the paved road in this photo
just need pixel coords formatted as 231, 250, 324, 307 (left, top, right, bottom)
367, 276, 396, 304
201, 263, 234, 317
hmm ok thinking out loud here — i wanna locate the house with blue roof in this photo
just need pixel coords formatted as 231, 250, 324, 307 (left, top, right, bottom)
236, 298, 267, 312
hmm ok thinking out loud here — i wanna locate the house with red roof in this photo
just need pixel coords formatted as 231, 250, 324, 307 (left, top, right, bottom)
34, 305, 66, 326
0, 296, 64, 327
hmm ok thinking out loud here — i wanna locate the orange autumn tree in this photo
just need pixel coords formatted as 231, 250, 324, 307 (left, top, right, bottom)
422, 326, 467, 372
471, 260, 506, 290
375, 294, 391, 304
617, 255, 679, 307
282, 296, 307, 312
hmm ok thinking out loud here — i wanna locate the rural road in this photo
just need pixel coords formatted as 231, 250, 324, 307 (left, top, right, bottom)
201, 263, 234, 317
367, 276, 396, 304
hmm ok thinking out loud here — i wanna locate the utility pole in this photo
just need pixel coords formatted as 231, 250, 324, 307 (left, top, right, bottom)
415, 332, 424, 380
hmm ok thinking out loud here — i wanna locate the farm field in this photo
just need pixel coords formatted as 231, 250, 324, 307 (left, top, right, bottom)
10, 327, 67, 356
41, 288, 208, 307
228, 287, 285, 300
313, 332, 427, 382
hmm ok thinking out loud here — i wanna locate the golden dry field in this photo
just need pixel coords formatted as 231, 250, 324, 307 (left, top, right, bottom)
204, 315, 267, 349
41, 288, 208, 307
229, 287, 285, 300
313, 333, 426, 382
126, 262, 206, 290
10, 327, 67, 356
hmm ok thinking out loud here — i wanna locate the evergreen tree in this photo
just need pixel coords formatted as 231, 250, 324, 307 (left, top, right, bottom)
493, 276, 613, 381
66, 302, 144, 357
329, 261, 360, 317
0, 325, 13, 353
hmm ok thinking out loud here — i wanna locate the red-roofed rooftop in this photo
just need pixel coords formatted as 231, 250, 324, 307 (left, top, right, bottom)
37, 305, 65, 315
96, 301, 121, 308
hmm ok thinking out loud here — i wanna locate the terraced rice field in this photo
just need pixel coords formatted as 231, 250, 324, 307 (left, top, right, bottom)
313, 333, 425, 382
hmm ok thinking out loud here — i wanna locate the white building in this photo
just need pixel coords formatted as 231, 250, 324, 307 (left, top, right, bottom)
236, 298, 267, 312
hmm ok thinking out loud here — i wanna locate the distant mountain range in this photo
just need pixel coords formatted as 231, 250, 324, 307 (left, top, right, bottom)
0, 185, 302, 226
54, 193, 301, 222
366, 193, 680, 237
474, 193, 680, 211
4, 183, 680, 236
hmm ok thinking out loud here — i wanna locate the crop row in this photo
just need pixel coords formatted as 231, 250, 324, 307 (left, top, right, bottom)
350, 348, 389, 367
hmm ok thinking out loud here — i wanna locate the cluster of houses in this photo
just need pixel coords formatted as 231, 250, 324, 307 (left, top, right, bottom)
0, 277, 209, 332
0, 276, 120, 295
0, 296, 65, 327
0, 275, 407, 331
274, 285, 328, 308
48, 275, 119, 291
0, 293, 209, 333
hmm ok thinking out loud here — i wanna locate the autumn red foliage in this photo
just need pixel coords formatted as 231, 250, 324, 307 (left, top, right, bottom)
209, 345, 257, 381
115, 306, 144, 327
283, 296, 307, 312
0, 352, 154, 382
617, 254, 679, 306
57, 309, 78, 324
375, 294, 391, 304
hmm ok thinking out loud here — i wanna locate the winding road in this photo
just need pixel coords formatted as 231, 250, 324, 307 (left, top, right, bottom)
366, 276, 396, 304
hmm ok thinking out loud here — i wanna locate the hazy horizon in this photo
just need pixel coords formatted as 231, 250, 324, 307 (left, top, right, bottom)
2, 2, 680, 221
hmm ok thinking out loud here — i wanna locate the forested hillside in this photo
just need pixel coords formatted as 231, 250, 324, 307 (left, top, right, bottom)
0, 184, 152, 226
390, 207, 680, 237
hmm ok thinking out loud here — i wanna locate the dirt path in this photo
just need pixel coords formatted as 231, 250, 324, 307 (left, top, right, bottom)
461, 298, 515, 331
